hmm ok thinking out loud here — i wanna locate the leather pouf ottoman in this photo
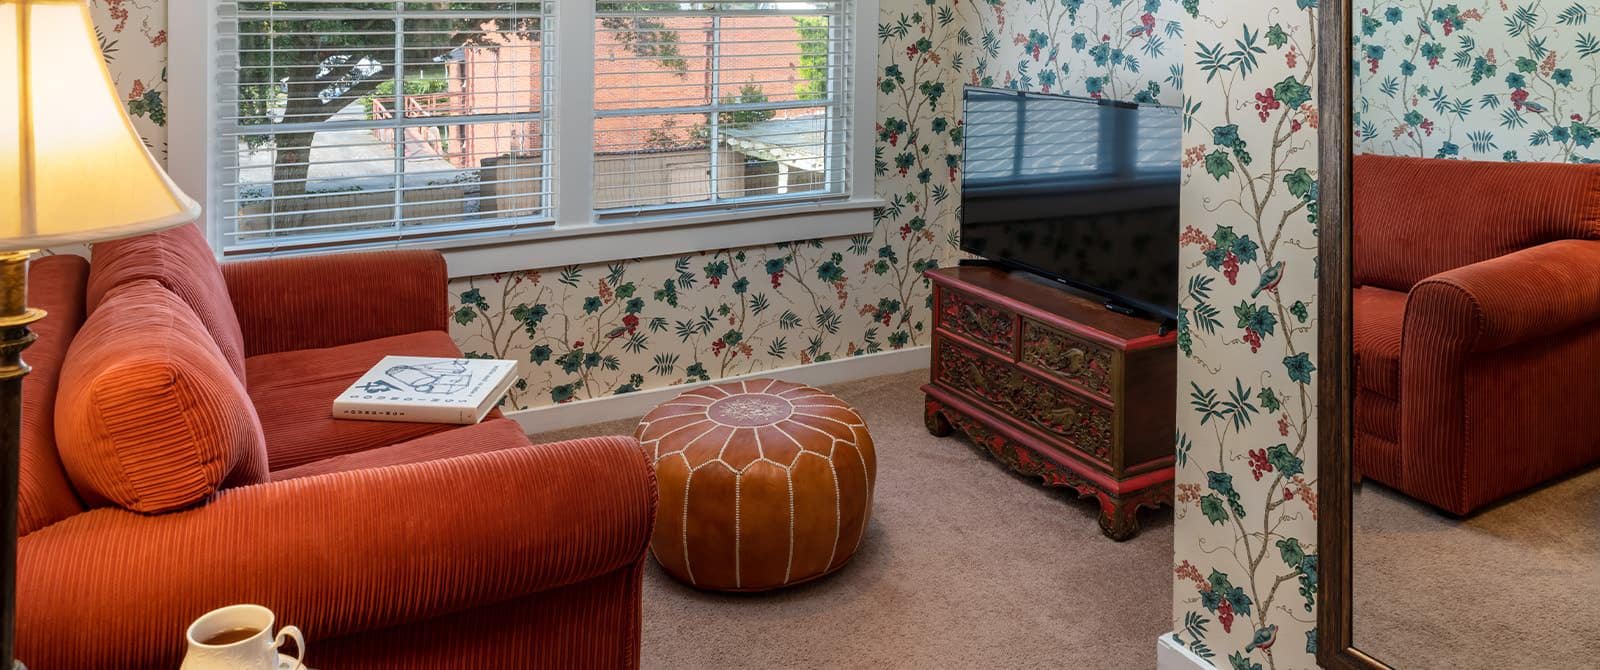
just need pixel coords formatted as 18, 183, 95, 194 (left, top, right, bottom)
635, 379, 876, 591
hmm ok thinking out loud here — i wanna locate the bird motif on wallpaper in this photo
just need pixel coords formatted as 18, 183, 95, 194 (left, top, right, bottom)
1245, 624, 1278, 653
1251, 261, 1285, 299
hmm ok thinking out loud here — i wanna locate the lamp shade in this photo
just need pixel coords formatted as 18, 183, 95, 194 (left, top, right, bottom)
1, 0, 199, 251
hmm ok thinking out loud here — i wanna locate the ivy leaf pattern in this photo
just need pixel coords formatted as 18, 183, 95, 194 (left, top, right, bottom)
1266, 443, 1303, 478
1283, 351, 1315, 384
1200, 494, 1230, 525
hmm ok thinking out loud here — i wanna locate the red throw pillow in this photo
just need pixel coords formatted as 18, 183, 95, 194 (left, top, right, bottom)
55, 280, 268, 513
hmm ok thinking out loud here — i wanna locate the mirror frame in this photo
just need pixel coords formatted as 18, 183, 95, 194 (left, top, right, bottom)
1315, 1, 1392, 668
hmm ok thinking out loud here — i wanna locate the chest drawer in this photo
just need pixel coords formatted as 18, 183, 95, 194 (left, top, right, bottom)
1020, 319, 1115, 399
935, 336, 1113, 465
936, 286, 1017, 356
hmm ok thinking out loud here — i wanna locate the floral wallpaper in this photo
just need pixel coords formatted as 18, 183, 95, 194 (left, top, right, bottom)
1355, 0, 1600, 162
90, 0, 170, 160
1168, 1, 1321, 669
967, 0, 1186, 103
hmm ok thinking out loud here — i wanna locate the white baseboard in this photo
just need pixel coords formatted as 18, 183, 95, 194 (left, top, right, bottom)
1157, 634, 1215, 670
505, 346, 930, 434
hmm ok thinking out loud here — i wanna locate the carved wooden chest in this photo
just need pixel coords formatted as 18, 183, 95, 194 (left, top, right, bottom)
922, 266, 1176, 540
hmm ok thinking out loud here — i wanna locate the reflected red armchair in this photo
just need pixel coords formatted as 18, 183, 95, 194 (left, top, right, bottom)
1353, 155, 1600, 515
17, 226, 656, 669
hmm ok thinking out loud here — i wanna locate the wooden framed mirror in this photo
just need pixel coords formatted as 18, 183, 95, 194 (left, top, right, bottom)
1319, 1, 1600, 667
1315, 0, 1376, 666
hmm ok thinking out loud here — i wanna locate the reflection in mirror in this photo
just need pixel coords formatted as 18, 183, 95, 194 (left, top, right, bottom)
1348, 5, 1600, 665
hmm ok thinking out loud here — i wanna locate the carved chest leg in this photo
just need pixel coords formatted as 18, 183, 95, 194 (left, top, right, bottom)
1095, 486, 1172, 542
1096, 494, 1142, 542
924, 396, 954, 437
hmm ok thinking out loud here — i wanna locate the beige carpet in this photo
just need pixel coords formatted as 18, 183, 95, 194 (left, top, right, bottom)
1353, 468, 1600, 669
530, 370, 1172, 669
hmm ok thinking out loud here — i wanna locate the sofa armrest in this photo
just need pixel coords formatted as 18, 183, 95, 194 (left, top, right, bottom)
223, 250, 449, 357
1399, 239, 1600, 513
1406, 239, 1600, 353
15, 436, 657, 669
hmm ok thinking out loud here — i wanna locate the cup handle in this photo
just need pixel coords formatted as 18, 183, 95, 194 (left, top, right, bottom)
274, 625, 306, 670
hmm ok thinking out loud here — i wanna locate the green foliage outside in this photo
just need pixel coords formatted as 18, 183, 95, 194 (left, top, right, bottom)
718, 83, 776, 127
793, 16, 830, 102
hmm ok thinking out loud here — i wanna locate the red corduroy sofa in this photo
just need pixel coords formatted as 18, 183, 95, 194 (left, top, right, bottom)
17, 224, 656, 668
1353, 154, 1600, 515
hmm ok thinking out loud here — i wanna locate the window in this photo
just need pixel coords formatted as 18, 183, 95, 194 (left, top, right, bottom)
592, 0, 849, 214
197, 0, 875, 260
217, 1, 555, 254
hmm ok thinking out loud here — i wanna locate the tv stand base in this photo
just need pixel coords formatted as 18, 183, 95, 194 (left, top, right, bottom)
923, 266, 1178, 541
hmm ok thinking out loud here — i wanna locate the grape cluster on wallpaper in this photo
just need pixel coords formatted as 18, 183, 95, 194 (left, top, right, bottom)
1356, 0, 1600, 162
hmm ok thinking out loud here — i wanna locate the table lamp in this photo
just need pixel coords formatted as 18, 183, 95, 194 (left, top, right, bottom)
2, 1, 201, 666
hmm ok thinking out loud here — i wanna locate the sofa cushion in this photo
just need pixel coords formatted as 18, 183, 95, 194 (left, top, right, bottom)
86, 223, 248, 382
1354, 154, 1600, 291
1353, 285, 1404, 400
245, 330, 471, 471
270, 418, 533, 480
1355, 388, 1399, 443
55, 280, 269, 514
1354, 429, 1401, 487
20, 255, 90, 535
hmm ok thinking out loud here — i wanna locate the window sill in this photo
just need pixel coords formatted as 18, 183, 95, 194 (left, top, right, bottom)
220, 198, 884, 276
434, 197, 885, 277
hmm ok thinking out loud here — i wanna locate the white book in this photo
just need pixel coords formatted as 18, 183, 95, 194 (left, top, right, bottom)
333, 356, 519, 425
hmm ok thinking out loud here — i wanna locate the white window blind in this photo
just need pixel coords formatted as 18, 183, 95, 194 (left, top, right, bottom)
216, 0, 555, 254
592, 0, 852, 215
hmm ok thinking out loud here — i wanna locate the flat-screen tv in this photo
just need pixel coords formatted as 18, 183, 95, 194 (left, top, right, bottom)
961, 87, 1181, 321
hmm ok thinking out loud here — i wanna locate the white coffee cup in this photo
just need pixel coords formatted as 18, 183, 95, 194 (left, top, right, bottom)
180, 604, 305, 670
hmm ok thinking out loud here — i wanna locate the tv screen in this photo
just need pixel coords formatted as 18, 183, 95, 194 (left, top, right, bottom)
960, 87, 1181, 320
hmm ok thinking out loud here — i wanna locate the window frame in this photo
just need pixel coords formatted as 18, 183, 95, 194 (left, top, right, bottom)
167, 0, 880, 277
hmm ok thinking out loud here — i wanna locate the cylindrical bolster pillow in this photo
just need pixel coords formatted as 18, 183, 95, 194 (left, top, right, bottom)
55, 280, 268, 513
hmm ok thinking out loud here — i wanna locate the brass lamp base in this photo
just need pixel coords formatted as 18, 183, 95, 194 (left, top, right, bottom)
0, 250, 42, 669
0, 252, 44, 382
